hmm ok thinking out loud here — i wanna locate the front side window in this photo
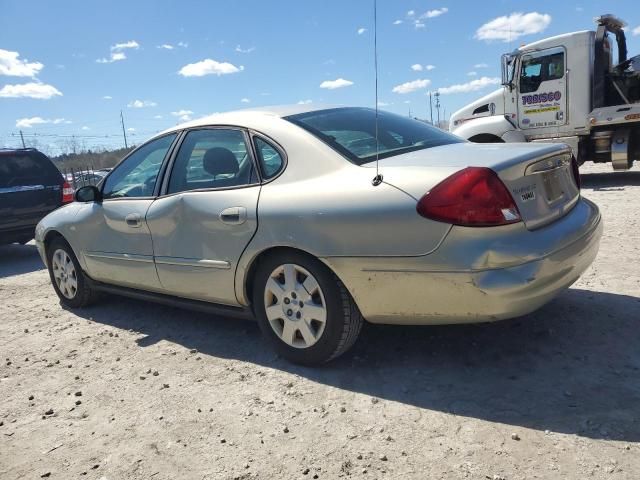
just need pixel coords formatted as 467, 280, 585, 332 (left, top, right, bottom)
167, 128, 255, 194
285, 108, 463, 165
254, 137, 284, 179
520, 50, 565, 93
102, 134, 177, 199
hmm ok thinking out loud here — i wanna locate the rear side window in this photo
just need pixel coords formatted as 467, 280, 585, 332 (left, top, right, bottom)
0, 152, 61, 188
253, 137, 284, 179
168, 129, 257, 194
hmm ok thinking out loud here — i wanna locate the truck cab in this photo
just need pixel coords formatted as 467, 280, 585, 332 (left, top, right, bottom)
450, 15, 640, 170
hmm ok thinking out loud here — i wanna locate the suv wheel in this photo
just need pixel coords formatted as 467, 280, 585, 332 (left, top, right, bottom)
253, 251, 363, 365
47, 237, 96, 308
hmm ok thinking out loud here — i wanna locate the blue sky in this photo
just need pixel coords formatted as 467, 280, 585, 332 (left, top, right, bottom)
1, 0, 639, 154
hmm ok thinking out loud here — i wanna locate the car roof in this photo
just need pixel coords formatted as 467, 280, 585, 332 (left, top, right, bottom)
156, 104, 351, 137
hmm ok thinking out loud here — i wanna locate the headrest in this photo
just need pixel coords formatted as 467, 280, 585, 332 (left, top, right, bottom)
202, 147, 239, 177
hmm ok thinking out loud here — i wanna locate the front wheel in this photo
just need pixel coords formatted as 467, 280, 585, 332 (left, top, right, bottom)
46, 237, 96, 308
252, 252, 363, 365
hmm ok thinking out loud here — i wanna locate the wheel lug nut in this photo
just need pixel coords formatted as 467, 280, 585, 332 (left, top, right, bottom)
287, 309, 293, 316
291, 292, 297, 299
299, 301, 304, 307
284, 298, 290, 304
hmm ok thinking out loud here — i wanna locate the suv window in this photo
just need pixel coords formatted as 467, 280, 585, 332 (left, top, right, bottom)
167, 129, 256, 194
102, 133, 177, 199
254, 137, 284, 179
520, 50, 565, 94
0, 151, 61, 188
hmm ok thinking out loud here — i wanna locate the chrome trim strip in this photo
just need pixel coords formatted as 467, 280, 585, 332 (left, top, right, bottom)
0, 185, 45, 194
154, 256, 231, 269
85, 251, 154, 263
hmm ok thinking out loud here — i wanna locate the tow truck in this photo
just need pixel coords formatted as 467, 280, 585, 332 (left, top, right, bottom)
450, 14, 640, 170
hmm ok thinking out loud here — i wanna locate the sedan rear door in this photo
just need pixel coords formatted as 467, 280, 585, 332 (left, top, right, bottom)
146, 128, 262, 305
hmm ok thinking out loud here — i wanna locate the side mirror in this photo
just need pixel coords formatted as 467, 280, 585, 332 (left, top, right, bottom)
75, 185, 102, 203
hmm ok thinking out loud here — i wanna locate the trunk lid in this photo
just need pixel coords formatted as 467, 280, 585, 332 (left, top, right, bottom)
372, 142, 579, 230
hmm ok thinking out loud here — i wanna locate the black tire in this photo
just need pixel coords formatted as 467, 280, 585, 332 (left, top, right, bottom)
46, 237, 97, 308
252, 251, 364, 366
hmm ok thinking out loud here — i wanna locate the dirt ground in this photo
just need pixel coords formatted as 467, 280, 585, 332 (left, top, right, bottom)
1, 162, 639, 480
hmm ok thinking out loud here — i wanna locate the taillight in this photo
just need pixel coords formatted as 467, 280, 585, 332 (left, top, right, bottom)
62, 181, 74, 204
571, 156, 581, 190
416, 167, 521, 227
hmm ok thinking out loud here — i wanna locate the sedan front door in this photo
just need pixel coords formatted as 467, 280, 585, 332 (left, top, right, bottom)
146, 128, 261, 305
77, 133, 178, 291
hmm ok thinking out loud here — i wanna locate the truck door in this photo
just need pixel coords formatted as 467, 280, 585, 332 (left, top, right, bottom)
517, 47, 568, 130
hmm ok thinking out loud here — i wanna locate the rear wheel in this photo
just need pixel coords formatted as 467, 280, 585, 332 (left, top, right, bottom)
47, 237, 96, 308
252, 251, 363, 365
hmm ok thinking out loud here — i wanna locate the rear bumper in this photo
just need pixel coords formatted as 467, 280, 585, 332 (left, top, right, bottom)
323, 198, 602, 325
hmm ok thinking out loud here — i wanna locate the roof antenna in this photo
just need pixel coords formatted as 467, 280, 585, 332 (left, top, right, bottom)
372, 0, 383, 186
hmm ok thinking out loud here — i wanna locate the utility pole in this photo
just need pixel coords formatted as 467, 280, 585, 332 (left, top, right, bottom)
434, 92, 441, 128
19, 130, 26, 148
120, 110, 128, 149
429, 92, 434, 125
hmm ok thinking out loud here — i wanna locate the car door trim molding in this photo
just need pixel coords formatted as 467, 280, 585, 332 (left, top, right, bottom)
85, 251, 154, 263
153, 256, 231, 269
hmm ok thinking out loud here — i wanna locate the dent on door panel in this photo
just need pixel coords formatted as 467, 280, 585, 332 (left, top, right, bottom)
146, 188, 260, 305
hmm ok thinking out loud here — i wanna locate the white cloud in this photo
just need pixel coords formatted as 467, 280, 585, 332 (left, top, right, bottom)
407, 10, 415, 16
377, 101, 390, 107
425, 64, 436, 71
15, 116, 70, 128
422, 7, 448, 19
102, 95, 112, 100
633, 26, 640, 36
0, 82, 62, 99
476, 12, 551, 42
154, 114, 164, 119
111, 40, 139, 51
235, 45, 256, 53
319, 78, 354, 89
437, 76, 501, 94
178, 59, 243, 77
177, 41, 189, 48
157, 44, 174, 50
474, 63, 489, 68
414, 21, 426, 29
240, 98, 250, 103
0, 49, 43, 77
392, 79, 431, 94
393, 20, 403, 25
357, 27, 367, 35
411, 64, 423, 71
96, 52, 126, 63
127, 127, 135, 132
171, 109, 193, 121
81, 126, 90, 131
128, 99, 157, 108
467, 71, 478, 76
297, 99, 313, 105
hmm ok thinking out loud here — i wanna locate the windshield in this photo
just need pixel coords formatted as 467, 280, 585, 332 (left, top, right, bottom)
285, 107, 463, 165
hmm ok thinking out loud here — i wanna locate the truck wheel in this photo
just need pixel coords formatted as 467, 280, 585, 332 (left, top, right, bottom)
252, 251, 363, 365
46, 237, 96, 308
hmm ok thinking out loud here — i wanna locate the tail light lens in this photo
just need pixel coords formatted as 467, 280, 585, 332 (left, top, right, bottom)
416, 167, 521, 227
571, 156, 581, 190
62, 181, 74, 204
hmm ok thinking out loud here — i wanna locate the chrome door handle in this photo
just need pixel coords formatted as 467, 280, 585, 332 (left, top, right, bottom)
125, 213, 142, 228
219, 207, 247, 225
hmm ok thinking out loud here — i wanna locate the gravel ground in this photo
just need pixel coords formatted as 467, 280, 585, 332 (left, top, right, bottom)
1, 162, 639, 480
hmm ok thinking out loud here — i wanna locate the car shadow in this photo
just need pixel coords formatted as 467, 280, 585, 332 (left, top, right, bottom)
70, 287, 640, 442
581, 170, 640, 190
0, 243, 45, 278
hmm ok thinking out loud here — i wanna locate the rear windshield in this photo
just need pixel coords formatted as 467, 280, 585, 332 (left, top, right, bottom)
0, 152, 62, 188
285, 107, 463, 165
